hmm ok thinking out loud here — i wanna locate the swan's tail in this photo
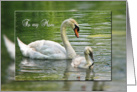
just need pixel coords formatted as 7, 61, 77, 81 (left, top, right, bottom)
17, 37, 50, 59
17, 37, 29, 56
3, 35, 15, 81
3, 35, 15, 59
17, 37, 27, 47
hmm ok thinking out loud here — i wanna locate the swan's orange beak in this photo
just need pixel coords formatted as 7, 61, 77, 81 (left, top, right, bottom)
74, 24, 79, 38
74, 28, 79, 38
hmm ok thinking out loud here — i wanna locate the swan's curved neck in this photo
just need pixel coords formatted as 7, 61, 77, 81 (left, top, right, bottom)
61, 21, 76, 59
85, 54, 93, 65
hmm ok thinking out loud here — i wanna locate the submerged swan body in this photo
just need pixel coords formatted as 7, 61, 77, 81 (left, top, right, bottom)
71, 46, 94, 69
17, 18, 80, 59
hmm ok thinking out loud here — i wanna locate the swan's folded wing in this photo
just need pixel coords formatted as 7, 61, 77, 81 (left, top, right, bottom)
28, 40, 67, 59
71, 56, 85, 67
27, 48, 49, 59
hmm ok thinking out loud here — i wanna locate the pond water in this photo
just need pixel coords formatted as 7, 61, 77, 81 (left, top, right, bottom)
15, 11, 111, 81
1, 1, 126, 91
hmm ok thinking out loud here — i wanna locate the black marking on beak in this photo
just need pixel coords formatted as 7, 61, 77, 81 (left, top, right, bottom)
73, 24, 79, 32
73, 24, 80, 38
89, 63, 94, 69
89, 51, 94, 61
74, 24, 79, 32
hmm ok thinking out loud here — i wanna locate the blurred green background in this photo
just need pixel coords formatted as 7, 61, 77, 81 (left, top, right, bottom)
1, 1, 126, 91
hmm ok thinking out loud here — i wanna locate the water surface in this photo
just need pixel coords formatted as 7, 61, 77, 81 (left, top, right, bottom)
1, 1, 126, 91
15, 11, 112, 81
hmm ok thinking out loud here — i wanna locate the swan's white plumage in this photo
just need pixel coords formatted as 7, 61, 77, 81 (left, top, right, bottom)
3, 35, 15, 59
3, 35, 15, 80
71, 56, 92, 69
17, 38, 67, 59
71, 56, 85, 67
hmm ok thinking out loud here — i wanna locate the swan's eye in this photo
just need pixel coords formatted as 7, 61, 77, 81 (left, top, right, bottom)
74, 24, 79, 32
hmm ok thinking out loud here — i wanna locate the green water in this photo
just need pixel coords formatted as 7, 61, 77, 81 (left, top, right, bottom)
15, 11, 111, 81
1, 1, 126, 91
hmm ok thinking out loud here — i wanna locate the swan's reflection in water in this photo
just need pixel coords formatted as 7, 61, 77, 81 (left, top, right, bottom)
19, 58, 67, 73
17, 58, 111, 80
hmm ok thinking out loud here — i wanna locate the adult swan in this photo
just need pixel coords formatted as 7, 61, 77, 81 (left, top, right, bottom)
17, 18, 79, 59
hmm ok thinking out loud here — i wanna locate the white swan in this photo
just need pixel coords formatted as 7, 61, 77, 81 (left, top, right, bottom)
71, 46, 94, 69
3, 35, 15, 60
17, 18, 79, 59
3, 35, 15, 80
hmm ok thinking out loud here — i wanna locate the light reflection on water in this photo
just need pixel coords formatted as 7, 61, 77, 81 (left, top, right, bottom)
15, 11, 111, 81
17, 58, 111, 80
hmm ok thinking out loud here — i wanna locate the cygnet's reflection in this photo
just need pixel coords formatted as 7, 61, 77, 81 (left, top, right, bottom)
63, 59, 95, 81
18, 58, 94, 81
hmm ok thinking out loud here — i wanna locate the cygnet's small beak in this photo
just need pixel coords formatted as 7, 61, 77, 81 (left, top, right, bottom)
74, 24, 79, 38
89, 63, 94, 69
89, 51, 94, 61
